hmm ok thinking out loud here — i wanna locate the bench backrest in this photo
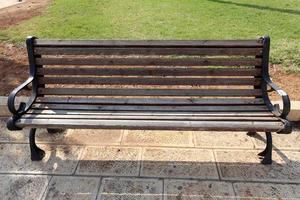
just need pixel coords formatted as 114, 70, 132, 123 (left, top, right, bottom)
27, 37, 268, 103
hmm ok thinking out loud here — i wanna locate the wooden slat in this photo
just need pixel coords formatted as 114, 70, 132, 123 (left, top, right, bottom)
35, 57, 262, 66
34, 47, 262, 56
36, 97, 265, 105
31, 104, 269, 111
34, 39, 263, 48
36, 67, 262, 76
16, 119, 283, 131
38, 77, 261, 86
21, 39, 278, 131
26, 110, 274, 116
21, 114, 279, 121
38, 88, 262, 96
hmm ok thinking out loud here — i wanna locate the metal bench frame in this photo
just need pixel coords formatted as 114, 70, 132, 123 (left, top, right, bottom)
7, 36, 292, 164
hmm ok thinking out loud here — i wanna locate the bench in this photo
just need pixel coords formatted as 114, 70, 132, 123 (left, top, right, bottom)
7, 36, 292, 164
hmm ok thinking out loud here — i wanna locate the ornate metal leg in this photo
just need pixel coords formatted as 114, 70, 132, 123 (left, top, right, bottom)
47, 129, 65, 134
29, 129, 45, 161
258, 132, 272, 165
247, 131, 257, 136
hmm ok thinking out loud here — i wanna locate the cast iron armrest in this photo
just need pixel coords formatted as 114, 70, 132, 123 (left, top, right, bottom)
7, 76, 36, 116
263, 76, 290, 119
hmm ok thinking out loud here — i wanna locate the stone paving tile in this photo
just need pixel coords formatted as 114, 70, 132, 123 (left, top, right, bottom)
215, 150, 300, 183
122, 130, 194, 147
193, 131, 255, 149
76, 146, 141, 176
57, 129, 123, 145
0, 144, 82, 175
1, 119, 123, 145
164, 179, 235, 200
0, 118, 29, 143
42, 176, 100, 200
233, 182, 300, 200
251, 132, 300, 150
141, 147, 218, 179
0, 175, 50, 200
0, 120, 67, 144
98, 177, 163, 200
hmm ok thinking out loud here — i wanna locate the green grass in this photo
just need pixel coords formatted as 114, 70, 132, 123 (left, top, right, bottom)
1, 0, 300, 72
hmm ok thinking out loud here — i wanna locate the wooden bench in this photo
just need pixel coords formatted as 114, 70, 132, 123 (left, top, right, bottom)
7, 36, 292, 164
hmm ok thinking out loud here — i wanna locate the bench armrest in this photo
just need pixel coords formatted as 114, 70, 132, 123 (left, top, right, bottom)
7, 76, 36, 115
263, 77, 290, 119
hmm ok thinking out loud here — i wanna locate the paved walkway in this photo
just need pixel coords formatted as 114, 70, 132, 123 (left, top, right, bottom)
0, 0, 21, 10
0, 118, 299, 200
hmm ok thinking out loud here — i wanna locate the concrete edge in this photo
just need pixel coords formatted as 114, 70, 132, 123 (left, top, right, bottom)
0, 96, 299, 121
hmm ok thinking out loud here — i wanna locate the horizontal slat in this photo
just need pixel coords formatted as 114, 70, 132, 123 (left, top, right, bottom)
26, 110, 274, 116
38, 77, 261, 86
16, 119, 283, 131
35, 57, 262, 66
36, 97, 265, 105
34, 47, 262, 56
31, 104, 269, 111
34, 39, 263, 48
38, 88, 262, 96
37, 67, 262, 76
22, 114, 279, 121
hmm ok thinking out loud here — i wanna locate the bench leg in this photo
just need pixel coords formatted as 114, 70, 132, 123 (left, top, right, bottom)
47, 129, 65, 134
247, 131, 257, 136
29, 129, 45, 161
258, 132, 272, 165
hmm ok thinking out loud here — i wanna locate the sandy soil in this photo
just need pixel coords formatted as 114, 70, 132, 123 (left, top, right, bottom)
269, 65, 300, 101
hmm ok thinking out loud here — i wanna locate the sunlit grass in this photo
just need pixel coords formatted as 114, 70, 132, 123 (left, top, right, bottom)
1, 0, 300, 72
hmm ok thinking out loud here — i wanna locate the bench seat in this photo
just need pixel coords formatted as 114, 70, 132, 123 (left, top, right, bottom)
17, 114, 284, 132
15, 100, 285, 132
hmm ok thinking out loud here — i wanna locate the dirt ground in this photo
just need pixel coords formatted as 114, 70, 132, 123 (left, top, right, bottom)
0, 0, 51, 95
0, 0, 299, 100
0, 0, 52, 29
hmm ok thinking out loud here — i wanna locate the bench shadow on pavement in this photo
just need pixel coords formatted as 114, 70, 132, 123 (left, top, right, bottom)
43, 129, 299, 181
2, 125, 299, 199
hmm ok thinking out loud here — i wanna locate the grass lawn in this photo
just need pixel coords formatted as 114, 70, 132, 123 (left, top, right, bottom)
1, 0, 300, 72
